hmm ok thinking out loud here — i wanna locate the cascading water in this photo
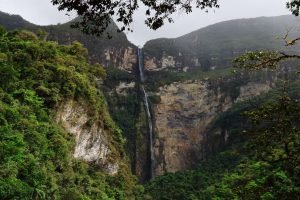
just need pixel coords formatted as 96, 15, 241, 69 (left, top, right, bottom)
137, 48, 154, 179
138, 48, 145, 82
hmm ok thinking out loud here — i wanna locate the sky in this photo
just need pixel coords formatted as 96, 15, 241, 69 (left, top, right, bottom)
0, 0, 291, 46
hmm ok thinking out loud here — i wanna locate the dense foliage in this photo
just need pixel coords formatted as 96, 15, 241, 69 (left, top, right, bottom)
51, 0, 218, 35
0, 27, 140, 199
50, 0, 300, 36
0, 11, 134, 66
145, 81, 300, 199
103, 68, 139, 162
2, 5, 300, 200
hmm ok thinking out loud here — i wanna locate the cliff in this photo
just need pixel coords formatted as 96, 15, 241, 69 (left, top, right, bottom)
152, 79, 272, 175
0, 11, 138, 72
44, 20, 137, 71
55, 100, 119, 174
0, 30, 138, 199
2, 11, 299, 183
143, 15, 300, 72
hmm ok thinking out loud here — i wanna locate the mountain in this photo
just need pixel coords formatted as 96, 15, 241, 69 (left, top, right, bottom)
1, 11, 300, 199
0, 28, 139, 199
143, 15, 300, 71
103, 15, 300, 181
0, 11, 35, 30
0, 11, 137, 71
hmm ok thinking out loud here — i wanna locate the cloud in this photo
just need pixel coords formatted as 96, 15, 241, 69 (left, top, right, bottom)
0, 0, 75, 25
0, 0, 290, 45
124, 0, 290, 46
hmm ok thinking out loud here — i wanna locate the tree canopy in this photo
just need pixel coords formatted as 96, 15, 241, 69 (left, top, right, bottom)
0, 27, 139, 199
287, 0, 300, 16
51, 0, 300, 36
51, 0, 219, 35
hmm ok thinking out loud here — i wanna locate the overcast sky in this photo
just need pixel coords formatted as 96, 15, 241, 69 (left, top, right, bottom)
0, 0, 291, 46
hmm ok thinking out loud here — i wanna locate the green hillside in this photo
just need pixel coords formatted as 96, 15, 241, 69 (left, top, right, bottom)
0, 12, 35, 30
145, 81, 300, 199
2, 10, 300, 200
0, 27, 140, 199
0, 11, 135, 66
144, 15, 300, 70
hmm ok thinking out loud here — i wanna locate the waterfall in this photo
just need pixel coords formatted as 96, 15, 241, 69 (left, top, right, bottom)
137, 48, 154, 179
138, 49, 144, 82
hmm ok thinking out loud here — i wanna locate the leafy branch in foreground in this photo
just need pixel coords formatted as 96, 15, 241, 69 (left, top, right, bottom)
51, 0, 219, 35
233, 50, 300, 70
51, 0, 300, 36
287, 0, 300, 16
233, 26, 300, 71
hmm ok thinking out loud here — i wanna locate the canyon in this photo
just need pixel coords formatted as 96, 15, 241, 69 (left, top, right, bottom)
1, 11, 298, 182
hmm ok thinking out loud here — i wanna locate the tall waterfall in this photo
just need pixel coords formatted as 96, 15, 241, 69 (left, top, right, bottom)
137, 48, 154, 179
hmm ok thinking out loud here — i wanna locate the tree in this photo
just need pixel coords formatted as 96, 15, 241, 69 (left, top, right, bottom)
51, 0, 300, 36
51, 0, 219, 35
287, 0, 300, 16
245, 85, 300, 170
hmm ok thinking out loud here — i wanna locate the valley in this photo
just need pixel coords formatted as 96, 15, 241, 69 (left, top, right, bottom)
1, 10, 300, 199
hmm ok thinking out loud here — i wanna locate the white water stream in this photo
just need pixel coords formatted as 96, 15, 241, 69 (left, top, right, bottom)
137, 48, 154, 179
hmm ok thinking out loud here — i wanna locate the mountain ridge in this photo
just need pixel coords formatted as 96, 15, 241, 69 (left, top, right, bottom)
144, 14, 296, 43
0, 10, 137, 70
143, 14, 300, 71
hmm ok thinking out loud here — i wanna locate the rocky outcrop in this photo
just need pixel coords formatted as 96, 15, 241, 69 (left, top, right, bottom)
55, 100, 119, 175
103, 47, 137, 72
143, 15, 300, 72
143, 52, 206, 72
106, 81, 136, 96
152, 80, 271, 176
0, 11, 138, 73
144, 52, 190, 72
145, 57, 158, 71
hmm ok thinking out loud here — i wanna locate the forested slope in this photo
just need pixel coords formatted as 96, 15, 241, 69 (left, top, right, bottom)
145, 81, 300, 199
143, 15, 300, 71
0, 11, 136, 68
0, 27, 140, 199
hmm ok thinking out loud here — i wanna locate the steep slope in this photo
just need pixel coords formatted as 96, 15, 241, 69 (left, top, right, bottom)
0, 11, 35, 30
3, 11, 300, 185
0, 29, 139, 199
44, 20, 137, 70
98, 15, 300, 181
143, 15, 300, 71
145, 80, 300, 200
0, 11, 137, 71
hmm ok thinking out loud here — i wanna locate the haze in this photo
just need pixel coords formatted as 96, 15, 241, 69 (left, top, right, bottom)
0, 0, 290, 46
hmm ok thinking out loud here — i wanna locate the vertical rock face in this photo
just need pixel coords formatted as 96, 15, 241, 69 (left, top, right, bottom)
41, 22, 138, 70
153, 80, 271, 176
103, 47, 137, 72
142, 16, 300, 72
144, 57, 158, 71
235, 82, 273, 102
122, 47, 138, 71
143, 53, 200, 72
55, 100, 119, 175
161, 54, 176, 69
